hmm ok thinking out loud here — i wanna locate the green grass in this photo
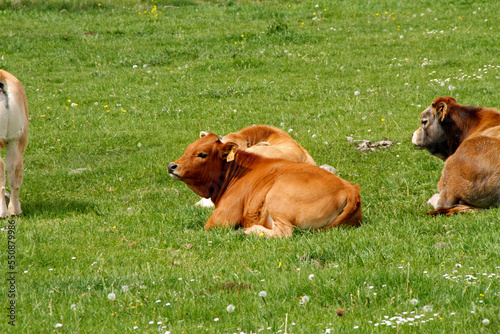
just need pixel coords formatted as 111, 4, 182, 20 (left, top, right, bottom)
1, 0, 500, 332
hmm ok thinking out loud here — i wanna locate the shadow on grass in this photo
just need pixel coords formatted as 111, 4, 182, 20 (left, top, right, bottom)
22, 199, 100, 218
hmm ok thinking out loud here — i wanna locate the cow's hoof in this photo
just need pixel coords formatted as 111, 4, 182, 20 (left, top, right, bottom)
244, 225, 267, 236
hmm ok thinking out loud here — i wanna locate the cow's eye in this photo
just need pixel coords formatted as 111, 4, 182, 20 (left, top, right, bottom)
197, 153, 208, 158
421, 119, 428, 126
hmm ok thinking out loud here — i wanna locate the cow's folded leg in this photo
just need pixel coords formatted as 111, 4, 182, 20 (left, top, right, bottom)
244, 224, 272, 236
437, 189, 459, 208
244, 219, 293, 238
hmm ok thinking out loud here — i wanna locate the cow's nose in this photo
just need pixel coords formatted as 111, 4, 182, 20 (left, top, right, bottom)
168, 163, 178, 174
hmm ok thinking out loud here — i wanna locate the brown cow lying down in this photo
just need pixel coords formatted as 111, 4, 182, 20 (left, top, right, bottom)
168, 133, 362, 237
195, 125, 317, 208
412, 96, 500, 215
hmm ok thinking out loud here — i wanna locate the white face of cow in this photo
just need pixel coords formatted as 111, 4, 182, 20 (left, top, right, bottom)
412, 103, 447, 159
168, 133, 237, 198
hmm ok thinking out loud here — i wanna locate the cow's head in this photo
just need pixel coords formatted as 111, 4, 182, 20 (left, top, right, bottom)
412, 96, 457, 160
168, 133, 238, 198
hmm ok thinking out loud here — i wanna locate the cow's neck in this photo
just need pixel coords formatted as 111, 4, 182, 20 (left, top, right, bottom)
441, 106, 482, 158
210, 152, 256, 206
441, 121, 463, 159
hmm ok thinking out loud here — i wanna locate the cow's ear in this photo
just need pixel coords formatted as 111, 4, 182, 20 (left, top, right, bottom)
200, 131, 209, 138
220, 142, 239, 162
436, 102, 449, 122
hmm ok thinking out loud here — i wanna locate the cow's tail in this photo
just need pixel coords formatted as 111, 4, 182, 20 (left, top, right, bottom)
427, 204, 483, 216
330, 184, 362, 227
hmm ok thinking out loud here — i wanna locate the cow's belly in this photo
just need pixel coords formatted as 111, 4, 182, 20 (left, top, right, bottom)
0, 100, 26, 141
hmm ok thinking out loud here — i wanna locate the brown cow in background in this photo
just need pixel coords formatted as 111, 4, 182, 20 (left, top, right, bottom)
412, 96, 500, 215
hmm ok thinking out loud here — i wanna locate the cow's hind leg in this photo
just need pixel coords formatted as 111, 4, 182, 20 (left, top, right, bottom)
0, 153, 7, 218
436, 189, 460, 208
6, 141, 24, 216
244, 216, 293, 238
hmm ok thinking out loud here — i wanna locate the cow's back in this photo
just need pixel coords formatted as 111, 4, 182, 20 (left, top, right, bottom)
222, 125, 316, 165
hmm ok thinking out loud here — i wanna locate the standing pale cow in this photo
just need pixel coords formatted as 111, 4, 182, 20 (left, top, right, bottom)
0, 70, 29, 218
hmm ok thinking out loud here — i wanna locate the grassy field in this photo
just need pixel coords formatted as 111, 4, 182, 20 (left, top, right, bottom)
1, 0, 500, 332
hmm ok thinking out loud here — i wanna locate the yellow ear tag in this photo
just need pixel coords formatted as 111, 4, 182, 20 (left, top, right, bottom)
226, 149, 235, 162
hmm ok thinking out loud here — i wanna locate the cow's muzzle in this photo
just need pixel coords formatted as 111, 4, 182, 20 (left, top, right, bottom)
168, 163, 181, 180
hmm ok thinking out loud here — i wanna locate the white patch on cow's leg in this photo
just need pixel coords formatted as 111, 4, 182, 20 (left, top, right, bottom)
0, 154, 7, 218
6, 141, 23, 216
264, 213, 274, 229
195, 197, 215, 208
427, 193, 441, 209
320, 164, 337, 174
